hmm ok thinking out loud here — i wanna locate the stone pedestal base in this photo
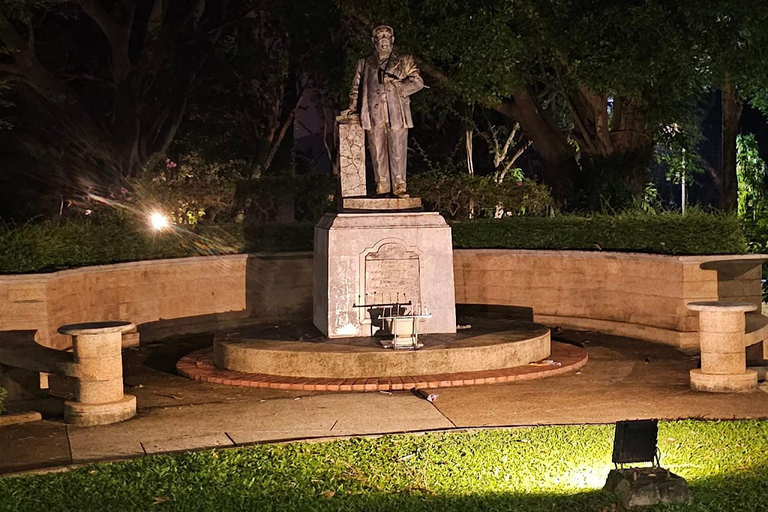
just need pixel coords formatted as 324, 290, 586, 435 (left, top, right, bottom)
604, 468, 691, 508
341, 197, 423, 212
64, 395, 137, 427
690, 369, 757, 393
313, 212, 456, 338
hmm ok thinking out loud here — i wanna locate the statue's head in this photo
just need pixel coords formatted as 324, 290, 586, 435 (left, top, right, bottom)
372, 25, 394, 53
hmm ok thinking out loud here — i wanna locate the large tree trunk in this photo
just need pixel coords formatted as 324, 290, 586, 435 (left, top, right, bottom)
496, 87, 581, 208
418, 62, 581, 207
610, 96, 654, 196
721, 80, 742, 212
568, 90, 654, 207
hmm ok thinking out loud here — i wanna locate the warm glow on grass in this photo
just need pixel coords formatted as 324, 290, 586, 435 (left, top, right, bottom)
1, 421, 768, 510
150, 212, 170, 231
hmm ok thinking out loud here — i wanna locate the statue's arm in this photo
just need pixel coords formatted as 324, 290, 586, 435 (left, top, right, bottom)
344, 59, 364, 113
398, 55, 424, 97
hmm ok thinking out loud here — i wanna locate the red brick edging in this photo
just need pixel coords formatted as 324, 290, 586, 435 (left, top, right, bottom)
176, 342, 587, 392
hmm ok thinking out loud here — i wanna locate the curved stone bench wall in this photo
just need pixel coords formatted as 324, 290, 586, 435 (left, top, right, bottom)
0, 253, 313, 350
0, 249, 764, 353
454, 250, 767, 352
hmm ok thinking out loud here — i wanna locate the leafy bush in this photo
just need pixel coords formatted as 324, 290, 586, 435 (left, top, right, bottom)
236, 174, 336, 223
0, 213, 244, 274
0, 386, 6, 415
452, 210, 747, 255
244, 223, 315, 252
737, 134, 768, 221
124, 154, 239, 225
410, 171, 553, 219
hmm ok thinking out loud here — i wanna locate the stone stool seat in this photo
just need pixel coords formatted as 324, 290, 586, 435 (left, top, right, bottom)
687, 301, 758, 393
58, 321, 137, 426
58, 321, 136, 336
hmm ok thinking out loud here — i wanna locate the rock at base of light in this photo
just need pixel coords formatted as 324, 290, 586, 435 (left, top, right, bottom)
603, 467, 691, 508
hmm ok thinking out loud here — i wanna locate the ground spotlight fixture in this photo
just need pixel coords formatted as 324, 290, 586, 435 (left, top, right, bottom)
149, 212, 170, 231
612, 419, 659, 468
603, 419, 690, 508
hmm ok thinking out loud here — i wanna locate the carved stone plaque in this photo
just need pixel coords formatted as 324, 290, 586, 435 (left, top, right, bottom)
364, 242, 420, 306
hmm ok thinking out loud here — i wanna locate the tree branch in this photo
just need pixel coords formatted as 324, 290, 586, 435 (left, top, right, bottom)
0, 11, 77, 100
146, 0, 169, 35
0, 62, 23, 75
191, 0, 206, 29
77, 0, 133, 83
0, 11, 30, 55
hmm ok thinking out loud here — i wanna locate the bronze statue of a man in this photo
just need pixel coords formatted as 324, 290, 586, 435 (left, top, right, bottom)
342, 25, 424, 198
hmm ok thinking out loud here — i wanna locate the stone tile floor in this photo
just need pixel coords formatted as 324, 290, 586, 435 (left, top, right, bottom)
2, 329, 768, 475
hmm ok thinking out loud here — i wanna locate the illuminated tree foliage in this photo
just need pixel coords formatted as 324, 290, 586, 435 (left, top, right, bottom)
338, 0, 768, 209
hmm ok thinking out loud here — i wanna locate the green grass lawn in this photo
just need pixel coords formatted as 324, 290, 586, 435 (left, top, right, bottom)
1, 420, 767, 511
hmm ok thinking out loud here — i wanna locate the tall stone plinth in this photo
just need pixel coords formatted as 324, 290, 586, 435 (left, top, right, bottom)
688, 301, 758, 393
314, 212, 456, 338
336, 115, 366, 197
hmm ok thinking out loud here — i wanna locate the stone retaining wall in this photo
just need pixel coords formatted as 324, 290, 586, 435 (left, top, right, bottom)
0, 250, 764, 351
454, 250, 767, 351
0, 253, 312, 349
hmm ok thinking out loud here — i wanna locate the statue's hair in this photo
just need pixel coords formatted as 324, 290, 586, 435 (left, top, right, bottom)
372, 25, 394, 38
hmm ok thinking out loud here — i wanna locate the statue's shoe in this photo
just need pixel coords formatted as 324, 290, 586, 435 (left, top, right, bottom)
394, 191, 410, 198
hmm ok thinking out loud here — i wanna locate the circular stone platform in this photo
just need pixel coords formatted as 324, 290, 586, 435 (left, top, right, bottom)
177, 320, 588, 391
215, 322, 550, 378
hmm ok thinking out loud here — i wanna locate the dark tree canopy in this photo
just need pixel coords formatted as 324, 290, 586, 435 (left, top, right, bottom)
340, 0, 768, 208
0, 0, 767, 217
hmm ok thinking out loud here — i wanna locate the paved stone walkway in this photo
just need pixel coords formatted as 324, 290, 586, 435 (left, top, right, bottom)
2, 329, 768, 475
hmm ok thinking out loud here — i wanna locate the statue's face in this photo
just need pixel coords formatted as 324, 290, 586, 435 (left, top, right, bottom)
373, 33, 394, 53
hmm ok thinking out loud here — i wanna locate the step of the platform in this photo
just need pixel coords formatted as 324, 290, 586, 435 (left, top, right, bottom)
177, 341, 587, 392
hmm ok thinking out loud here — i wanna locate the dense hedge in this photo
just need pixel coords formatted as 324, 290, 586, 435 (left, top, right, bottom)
0, 386, 6, 415
0, 219, 246, 274
452, 211, 748, 255
0, 211, 748, 274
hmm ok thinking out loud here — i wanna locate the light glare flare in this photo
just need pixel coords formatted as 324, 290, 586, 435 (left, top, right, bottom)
150, 212, 170, 231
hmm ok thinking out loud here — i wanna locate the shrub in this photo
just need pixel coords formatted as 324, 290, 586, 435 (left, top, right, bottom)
0, 210, 748, 274
0, 386, 6, 415
409, 171, 553, 220
0, 214, 244, 274
244, 223, 315, 252
235, 174, 336, 223
452, 210, 747, 255
123, 154, 239, 225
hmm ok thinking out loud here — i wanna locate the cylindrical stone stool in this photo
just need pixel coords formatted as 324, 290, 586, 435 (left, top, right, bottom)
58, 321, 137, 426
688, 302, 758, 393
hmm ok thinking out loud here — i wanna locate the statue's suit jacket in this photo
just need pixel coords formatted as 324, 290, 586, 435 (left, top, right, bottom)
348, 52, 424, 130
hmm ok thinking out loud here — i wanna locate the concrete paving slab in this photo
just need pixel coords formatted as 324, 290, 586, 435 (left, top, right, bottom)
142, 433, 234, 454
0, 421, 70, 474
433, 334, 768, 427
68, 392, 450, 462
328, 392, 454, 435
67, 427, 144, 464
227, 392, 453, 444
